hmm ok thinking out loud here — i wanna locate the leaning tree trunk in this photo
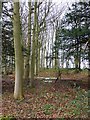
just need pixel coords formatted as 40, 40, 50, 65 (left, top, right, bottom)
13, 1, 24, 100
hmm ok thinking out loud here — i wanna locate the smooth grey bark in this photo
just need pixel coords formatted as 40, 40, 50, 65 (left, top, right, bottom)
31, 1, 37, 87
35, 11, 39, 76
13, 1, 24, 99
24, 1, 31, 80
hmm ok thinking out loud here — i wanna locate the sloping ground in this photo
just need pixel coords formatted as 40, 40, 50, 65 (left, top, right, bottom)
2, 76, 89, 119
38, 70, 88, 81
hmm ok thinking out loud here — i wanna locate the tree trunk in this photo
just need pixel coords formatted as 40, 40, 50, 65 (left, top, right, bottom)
35, 5, 39, 76
66, 58, 69, 69
74, 37, 79, 72
74, 55, 79, 73
24, 1, 31, 80
88, 39, 90, 78
13, 1, 24, 100
54, 24, 59, 69
31, 1, 37, 87
38, 41, 41, 71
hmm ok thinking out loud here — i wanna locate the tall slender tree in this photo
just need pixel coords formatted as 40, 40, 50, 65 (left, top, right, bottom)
35, 5, 39, 76
13, 1, 24, 99
24, 1, 31, 80
31, 1, 37, 87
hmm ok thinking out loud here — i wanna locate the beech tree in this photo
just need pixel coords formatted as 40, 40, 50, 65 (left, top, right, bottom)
13, 1, 24, 99
30, 1, 37, 87
24, 1, 31, 80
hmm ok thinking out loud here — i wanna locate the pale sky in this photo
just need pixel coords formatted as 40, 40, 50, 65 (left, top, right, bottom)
51, 0, 79, 3
12, 0, 80, 3
5, 0, 87, 3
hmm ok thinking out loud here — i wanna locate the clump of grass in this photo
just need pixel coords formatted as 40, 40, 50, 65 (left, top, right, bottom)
0, 116, 16, 120
66, 89, 88, 116
42, 104, 55, 115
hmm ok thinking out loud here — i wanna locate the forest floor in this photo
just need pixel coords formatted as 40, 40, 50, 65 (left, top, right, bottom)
1, 70, 90, 119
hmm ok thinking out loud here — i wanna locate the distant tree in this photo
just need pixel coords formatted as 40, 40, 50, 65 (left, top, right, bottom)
2, 2, 14, 74
54, 1, 90, 71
